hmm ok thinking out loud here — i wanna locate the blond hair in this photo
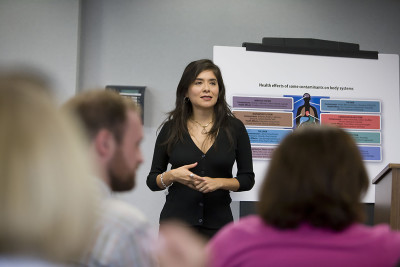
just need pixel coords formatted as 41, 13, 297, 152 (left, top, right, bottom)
0, 76, 99, 261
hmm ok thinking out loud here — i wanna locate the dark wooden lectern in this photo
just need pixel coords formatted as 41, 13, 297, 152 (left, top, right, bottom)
372, 163, 400, 230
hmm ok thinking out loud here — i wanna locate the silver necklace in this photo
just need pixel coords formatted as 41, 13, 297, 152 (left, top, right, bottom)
192, 120, 212, 134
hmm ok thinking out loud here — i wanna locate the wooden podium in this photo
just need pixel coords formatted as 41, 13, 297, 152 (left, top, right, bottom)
372, 163, 400, 230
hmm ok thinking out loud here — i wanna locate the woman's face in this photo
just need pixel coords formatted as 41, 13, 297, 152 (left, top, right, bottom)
186, 70, 219, 111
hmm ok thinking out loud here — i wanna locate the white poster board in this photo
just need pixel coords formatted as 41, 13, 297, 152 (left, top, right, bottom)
214, 46, 400, 202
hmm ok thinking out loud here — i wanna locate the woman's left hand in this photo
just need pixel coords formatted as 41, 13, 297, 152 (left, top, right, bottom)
193, 176, 222, 193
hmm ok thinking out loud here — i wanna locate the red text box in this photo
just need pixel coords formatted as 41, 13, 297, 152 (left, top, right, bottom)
321, 113, 381, 130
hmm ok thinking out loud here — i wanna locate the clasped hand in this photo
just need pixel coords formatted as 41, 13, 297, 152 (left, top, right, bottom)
171, 162, 221, 193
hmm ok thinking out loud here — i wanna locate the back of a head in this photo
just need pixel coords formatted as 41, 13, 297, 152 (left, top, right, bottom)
0, 68, 53, 97
63, 89, 140, 143
0, 76, 99, 262
258, 125, 369, 231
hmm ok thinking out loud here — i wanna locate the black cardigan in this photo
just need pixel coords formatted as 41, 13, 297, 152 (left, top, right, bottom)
146, 116, 255, 229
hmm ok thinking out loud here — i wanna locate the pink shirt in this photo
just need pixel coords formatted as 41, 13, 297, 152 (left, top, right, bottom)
208, 215, 400, 267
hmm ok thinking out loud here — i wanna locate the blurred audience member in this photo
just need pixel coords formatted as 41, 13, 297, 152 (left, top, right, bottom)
0, 68, 53, 96
0, 74, 99, 266
64, 90, 157, 267
158, 221, 208, 267
208, 125, 400, 267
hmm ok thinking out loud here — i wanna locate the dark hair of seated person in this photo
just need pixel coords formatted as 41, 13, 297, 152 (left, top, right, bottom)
257, 125, 369, 231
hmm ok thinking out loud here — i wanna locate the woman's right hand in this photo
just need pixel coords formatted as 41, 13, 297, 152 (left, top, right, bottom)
169, 162, 202, 189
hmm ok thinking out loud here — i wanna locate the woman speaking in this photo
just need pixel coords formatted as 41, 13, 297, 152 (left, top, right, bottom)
147, 59, 254, 239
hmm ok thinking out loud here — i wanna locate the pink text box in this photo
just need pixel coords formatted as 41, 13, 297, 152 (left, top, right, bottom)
320, 113, 381, 130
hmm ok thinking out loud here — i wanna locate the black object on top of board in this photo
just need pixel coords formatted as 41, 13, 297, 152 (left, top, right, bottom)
243, 38, 378, 59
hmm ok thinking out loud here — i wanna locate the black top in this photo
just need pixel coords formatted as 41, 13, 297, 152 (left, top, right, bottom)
147, 116, 255, 229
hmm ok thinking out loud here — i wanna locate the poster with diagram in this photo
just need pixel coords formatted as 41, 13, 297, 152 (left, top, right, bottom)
214, 46, 399, 202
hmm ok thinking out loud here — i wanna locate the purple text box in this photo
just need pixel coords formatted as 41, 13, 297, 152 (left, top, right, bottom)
251, 146, 276, 160
358, 146, 381, 161
233, 96, 293, 110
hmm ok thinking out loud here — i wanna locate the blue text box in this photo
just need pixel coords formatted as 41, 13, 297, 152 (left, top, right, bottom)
247, 128, 292, 145
321, 99, 381, 113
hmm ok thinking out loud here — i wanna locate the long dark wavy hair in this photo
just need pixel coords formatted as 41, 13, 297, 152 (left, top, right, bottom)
160, 59, 234, 154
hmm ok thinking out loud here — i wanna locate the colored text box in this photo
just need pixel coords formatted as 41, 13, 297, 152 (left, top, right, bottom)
233, 96, 293, 110
348, 131, 381, 145
247, 128, 292, 145
233, 110, 293, 128
320, 113, 381, 130
321, 99, 381, 113
358, 146, 381, 161
251, 146, 276, 160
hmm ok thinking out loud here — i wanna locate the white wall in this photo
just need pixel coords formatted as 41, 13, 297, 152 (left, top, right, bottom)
2, 0, 400, 228
0, 0, 80, 102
